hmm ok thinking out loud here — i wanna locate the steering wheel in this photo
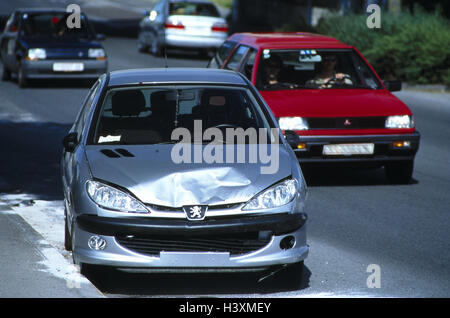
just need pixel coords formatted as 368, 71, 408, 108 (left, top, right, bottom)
212, 124, 240, 129
324, 74, 353, 87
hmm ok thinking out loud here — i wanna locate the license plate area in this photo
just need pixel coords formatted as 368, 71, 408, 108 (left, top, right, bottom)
186, 26, 210, 35
323, 143, 375, 156
160, 252, 230, 266
53, 62, 84, 72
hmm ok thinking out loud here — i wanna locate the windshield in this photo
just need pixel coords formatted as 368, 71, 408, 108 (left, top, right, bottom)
21, 13, 94, 39
256, 49, 382, 90
169, 2, 220, 17
92, 86, 275, 145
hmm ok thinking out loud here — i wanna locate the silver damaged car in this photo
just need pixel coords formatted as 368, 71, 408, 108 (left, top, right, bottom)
61, 68, 308, 284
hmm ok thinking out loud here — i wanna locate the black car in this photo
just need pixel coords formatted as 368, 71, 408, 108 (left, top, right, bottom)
0, 8, 107, 87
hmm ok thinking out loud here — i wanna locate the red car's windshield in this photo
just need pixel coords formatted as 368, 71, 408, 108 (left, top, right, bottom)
256, 49, 382, 91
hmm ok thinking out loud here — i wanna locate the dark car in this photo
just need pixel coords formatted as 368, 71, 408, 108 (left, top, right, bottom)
0, 8, 107, 87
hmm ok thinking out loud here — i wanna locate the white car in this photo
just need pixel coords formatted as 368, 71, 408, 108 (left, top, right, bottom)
137, 0, 228, 56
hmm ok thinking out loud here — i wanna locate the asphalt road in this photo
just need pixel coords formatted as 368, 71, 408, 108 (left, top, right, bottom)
0, 37, 449, 297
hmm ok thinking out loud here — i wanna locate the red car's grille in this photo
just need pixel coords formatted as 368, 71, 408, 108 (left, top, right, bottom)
307, 117, 386, 129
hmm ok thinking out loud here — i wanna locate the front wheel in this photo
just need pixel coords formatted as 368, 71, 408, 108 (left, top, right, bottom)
151, 35, 163, 57
385, 160, 414, 184
137, 32, 149, 53
2, 66, 11, 81
17, 62, 28, 88
64, 207, 72, 251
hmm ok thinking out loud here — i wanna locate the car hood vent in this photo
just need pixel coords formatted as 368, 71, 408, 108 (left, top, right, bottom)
100, 149, 120, 158
115, 148, 135, 157
100, 149, 135, 158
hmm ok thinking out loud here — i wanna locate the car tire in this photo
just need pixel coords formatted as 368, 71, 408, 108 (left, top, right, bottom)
151, 35, 163, 57
17, 62, 28, 88
385, 160, 414, 184
137, 33, 149, 53
2, 66, 11, 81
64, 207, 72, 251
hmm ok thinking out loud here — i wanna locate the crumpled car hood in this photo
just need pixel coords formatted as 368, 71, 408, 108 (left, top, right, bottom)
85, 145, 291, 207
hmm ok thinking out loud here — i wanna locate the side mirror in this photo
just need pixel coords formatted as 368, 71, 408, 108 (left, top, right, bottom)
96, 33, 106, 41
62, 132, 79, 153
384, 80, 402, 92
284, 130, 300, 149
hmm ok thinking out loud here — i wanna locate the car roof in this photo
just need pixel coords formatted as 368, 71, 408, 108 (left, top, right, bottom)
229, 32, 352, 50
108, 68, 248, 87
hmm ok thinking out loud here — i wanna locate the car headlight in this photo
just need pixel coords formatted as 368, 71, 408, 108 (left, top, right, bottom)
28, 48, 46, 60
385, 115, 414, 129
86, 180, 148, 213
279, 117, 309, 130
88, 48, 106, 58
242, 179, 299, 210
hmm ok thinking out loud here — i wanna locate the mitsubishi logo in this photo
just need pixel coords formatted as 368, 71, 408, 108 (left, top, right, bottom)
344, 119, 352, 126
183, 205, 208, 221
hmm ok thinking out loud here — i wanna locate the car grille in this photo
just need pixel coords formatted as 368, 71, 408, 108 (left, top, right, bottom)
146, 202, 242, 212
115, 232, 271, 256
307, 117, 386, 129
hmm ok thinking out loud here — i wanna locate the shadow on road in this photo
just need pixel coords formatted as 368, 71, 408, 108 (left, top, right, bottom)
138, 48, 212, 63
0, 120, 70, 200
7, 77, 94, 89
83, 264, 311, 296
301, 163, 419, 187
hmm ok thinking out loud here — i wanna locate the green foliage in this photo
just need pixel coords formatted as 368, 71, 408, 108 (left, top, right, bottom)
316, 10, 450, 85
211, 0, 233, 9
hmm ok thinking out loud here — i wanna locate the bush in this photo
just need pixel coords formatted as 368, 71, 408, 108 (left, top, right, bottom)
316, 9, 450, 85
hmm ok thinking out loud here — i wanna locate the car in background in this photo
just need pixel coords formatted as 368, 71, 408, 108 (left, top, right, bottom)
209, 33, 420, 184
137, 0, 228, 56
0, 8, 107, 88
61, 68, 308, 284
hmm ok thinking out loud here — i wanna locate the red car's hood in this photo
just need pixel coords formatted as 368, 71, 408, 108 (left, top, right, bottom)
260, 89, 411, 118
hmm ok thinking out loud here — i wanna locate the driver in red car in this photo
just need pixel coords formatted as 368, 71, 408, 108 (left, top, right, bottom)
307, 54, 353, 88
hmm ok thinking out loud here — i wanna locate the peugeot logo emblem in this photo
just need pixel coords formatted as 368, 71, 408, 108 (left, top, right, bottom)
183, 205, 208, 221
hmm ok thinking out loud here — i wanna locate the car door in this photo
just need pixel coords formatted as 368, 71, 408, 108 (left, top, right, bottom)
62, 79, 103, 217
207, 40, 237, 68
1, 12, 19, 70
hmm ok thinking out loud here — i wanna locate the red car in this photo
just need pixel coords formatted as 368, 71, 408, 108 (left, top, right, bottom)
208, 32, 420, 183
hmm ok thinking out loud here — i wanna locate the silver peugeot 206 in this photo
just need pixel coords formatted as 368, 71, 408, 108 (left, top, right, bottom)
61, 68, 308, 284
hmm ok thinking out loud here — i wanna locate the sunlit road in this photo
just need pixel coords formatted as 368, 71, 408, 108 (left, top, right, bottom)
0, 37, 449, 297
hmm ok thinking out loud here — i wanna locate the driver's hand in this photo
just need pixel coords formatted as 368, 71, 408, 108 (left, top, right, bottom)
335, 73, 346, 81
